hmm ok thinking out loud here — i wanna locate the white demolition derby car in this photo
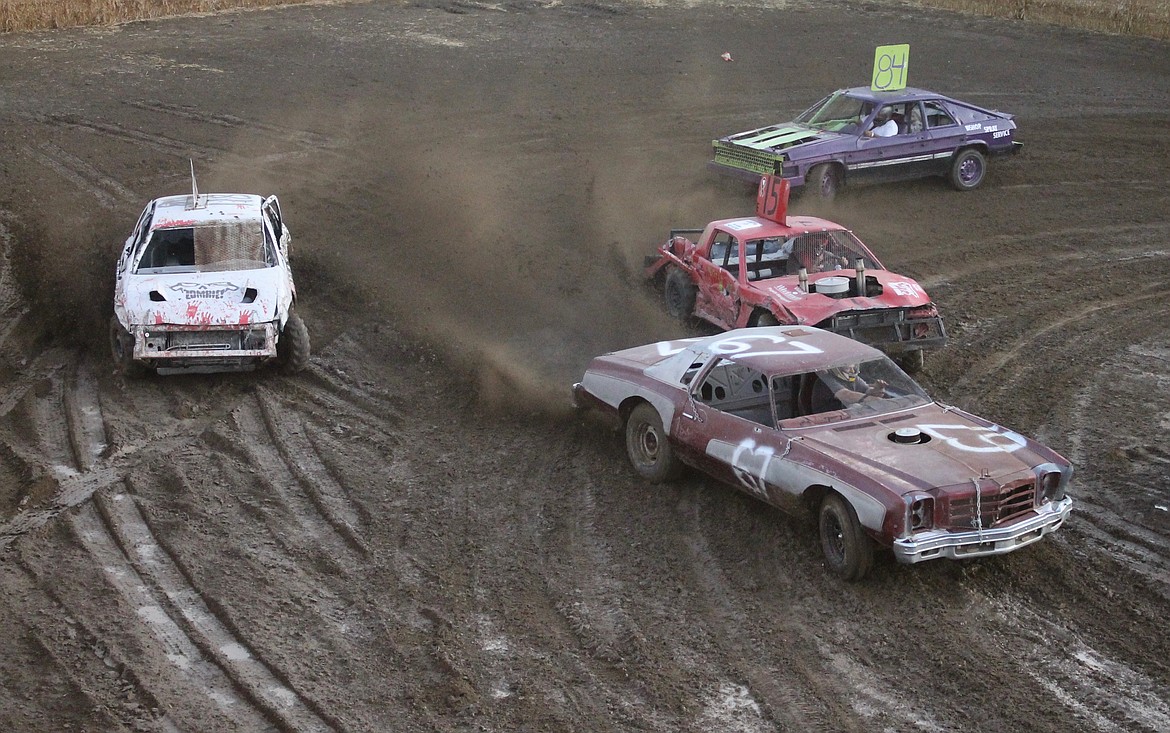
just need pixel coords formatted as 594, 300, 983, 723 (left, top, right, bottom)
111, 191, 309, 376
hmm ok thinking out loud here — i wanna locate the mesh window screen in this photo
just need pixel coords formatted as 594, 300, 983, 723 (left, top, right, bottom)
194, 222, 265, 268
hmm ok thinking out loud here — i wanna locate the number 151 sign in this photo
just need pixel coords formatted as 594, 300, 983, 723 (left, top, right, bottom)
871, 44, 909, 91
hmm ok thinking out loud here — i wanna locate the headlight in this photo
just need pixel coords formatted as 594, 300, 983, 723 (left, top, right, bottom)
908, 497, 934, 531
1038, 470, 1067, 504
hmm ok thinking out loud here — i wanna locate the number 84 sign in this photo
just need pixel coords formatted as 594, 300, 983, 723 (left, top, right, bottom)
871, 44, 909, 92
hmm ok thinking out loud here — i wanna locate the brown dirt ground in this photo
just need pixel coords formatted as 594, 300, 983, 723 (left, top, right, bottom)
1, 1, 1169, 731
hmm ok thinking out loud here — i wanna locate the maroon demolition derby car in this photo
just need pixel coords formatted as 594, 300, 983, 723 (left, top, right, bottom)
646, 175, 944, 372
572, 326, 1073, 580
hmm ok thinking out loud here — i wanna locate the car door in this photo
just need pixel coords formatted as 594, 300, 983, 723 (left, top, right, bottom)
692, 230, 742, 329
262, 195, 289, 253
669, 357, 762, 490
921, 100, 965, 175
850, 102, 936, 183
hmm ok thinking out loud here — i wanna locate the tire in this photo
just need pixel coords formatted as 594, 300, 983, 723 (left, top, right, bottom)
755, 311, 779, 327
276, 311, 311, 374
896, 349, 925, 374
664, 268, 697, 321
805, 163, 841, 201
109, 316, 147, 378
625, 403, 682, 483
949, 148, 987, 191
819, 493, 875, 581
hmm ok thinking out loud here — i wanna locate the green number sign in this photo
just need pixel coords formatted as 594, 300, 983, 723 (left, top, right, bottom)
871, 44, 910, 91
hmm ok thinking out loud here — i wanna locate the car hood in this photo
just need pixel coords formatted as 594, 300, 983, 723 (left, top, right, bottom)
117, 267, 289, 326
757, 270, 933, 323
724, 123, 844, 156
793, 403, 1061, 495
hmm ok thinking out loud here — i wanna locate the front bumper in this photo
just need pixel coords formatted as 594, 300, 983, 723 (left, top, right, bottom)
892, 496, 1073, 564
823, 311, 947, 353
132, 322, 277, 367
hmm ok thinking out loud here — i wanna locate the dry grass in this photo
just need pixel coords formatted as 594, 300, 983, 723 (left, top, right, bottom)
0, 0, 342, 32
919, 0, 1170, 40
0, 0, 1167, 40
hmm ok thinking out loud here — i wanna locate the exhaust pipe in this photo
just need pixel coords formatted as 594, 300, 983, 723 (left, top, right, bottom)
854, 257, 865, 296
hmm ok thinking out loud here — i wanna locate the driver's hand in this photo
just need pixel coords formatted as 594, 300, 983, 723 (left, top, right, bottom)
867, 380, 888, 397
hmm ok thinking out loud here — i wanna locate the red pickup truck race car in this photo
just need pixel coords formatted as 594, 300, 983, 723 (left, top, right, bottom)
644, 176, 944, 371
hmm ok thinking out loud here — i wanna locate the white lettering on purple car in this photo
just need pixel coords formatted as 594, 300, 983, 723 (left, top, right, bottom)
917, 424, 1028, 453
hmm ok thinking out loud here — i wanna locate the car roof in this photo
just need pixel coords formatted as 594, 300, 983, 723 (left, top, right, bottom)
645, 326, 885, 383
148, 193, 266, 229
840, 86, 949, 105
707, 214, 848, 239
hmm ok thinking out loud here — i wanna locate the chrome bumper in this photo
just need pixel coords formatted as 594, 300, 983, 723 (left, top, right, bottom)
892, 496, 1073, 564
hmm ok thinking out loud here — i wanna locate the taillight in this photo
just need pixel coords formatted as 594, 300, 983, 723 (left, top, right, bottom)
909, 497, 934, 531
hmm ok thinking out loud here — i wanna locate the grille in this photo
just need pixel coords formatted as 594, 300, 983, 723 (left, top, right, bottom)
166, 330, 243, 351
713, 144, 779, 175
946, 479, 1036, 529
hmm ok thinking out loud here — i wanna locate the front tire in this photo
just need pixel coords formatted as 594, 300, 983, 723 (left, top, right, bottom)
806, 163, 841, 201
664, 268, 697, 321
625, 403, 682, 483
896, 349, 925, 374
109, 317, 147, 378
276, 311, 311, 374
755, 311, 779, 327
949, 148, 987, 191
819, 493, 875, 581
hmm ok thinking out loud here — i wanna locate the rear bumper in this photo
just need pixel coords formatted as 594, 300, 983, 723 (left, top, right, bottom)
893, 496, 1072, 564
132, 322, 277, 367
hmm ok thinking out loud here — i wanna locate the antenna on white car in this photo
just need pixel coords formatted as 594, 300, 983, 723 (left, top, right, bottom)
188, 159, 201, 210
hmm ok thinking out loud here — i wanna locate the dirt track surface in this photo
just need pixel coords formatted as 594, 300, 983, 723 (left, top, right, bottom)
1, 1, 1169, 730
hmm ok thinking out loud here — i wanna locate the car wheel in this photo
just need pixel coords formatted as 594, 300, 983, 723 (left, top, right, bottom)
109, 316, 147, 378
806, 164, 841, 200
819, 493, 875, 581
625, 403, 682, 483
664, 268, 697, 321
276, 311, 311, 374
896, 349, 925, 374
949, 148, 987, 191
755, 311, 779, 327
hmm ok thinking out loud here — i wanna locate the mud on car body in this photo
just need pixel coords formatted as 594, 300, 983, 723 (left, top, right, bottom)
572, 326, 1073, 581
710, 86, 1022, 199
111, 191, 310, 376
645, 175, 944, 372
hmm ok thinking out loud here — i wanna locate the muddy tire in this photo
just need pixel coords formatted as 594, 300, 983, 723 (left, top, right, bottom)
896, 349, 925, 374
806, 163, 841, 200
819, 493, 875, 581
625, 402, 682, 483
755, 311, 779, 327
276, 311, 311, 374
949, 148, 987, 191
664, 268, 697, 321
109, 316, 147, 378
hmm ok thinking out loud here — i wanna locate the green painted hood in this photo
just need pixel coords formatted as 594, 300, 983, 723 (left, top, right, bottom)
725, 124, 823, 151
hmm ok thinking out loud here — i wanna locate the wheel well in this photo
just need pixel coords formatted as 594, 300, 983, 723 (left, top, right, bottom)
618, 396, 651, 426
954, 143, 988, 157
802, 484, 833, 515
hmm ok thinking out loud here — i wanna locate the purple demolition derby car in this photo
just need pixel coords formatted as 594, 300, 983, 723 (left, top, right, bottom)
710, 86, 1022, 199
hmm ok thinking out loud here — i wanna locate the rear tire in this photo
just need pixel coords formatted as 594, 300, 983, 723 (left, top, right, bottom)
664, 268, 697, 321
276, 311, 311, 374
625, 403, 682, 483
949, 148, 987, 191
109, 317, 147, 378
819, 493, 875, 581
806, 163, 841, 200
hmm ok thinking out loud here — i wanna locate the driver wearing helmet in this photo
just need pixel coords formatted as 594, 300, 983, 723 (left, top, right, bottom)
819, 364, 888, 407
866, 106, 899, 138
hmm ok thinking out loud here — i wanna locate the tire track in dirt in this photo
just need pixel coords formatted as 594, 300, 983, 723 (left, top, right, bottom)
21, 142, 139, 209
229, 392, 367, 564
39, 113, 224, 159
125, 100, 338, 150
676, 487, 857, 733
65, 363, 342, 732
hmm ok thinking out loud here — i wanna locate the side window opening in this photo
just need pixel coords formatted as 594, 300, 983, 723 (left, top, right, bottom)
694, 358, 777, 428
924, 101, 956, 129
746, 236, 792, 281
